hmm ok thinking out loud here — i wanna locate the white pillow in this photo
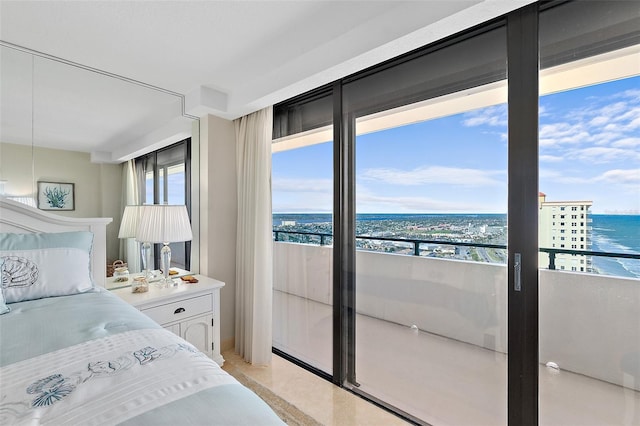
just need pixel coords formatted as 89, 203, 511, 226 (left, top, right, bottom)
0, 289, 9, 314
0, 231, 94, 303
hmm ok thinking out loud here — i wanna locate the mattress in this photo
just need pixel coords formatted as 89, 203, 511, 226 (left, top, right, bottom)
0, 289, 284, 425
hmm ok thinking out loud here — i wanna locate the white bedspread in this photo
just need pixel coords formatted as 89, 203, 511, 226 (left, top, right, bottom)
0, 329, 237, 425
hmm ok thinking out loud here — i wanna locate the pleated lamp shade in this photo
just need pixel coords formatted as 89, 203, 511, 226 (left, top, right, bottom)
118, 205, 147, 239
136, 205, 193, 243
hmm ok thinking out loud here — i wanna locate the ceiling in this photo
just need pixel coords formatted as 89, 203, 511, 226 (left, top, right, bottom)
0, 0, 535, 163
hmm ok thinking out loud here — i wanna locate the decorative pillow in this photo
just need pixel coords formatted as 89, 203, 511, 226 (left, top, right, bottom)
0, 289, 9, 314
0, 231, 94, 303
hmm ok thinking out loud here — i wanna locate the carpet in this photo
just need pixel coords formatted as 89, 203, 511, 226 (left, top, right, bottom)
223, 363, 323, 426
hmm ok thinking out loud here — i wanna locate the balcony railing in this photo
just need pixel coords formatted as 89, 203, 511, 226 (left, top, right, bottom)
273, 229, 640, 271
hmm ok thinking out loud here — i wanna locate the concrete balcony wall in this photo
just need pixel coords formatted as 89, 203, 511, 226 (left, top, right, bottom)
273, 241, 640, 391
355, 250, 508, 354
539, 269, 640, 391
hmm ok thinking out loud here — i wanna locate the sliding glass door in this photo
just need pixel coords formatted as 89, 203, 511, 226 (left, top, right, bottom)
272, 91, 335, 376
344, 25, 509, 424
271, 2, 639, 424
538, 2, 640, 424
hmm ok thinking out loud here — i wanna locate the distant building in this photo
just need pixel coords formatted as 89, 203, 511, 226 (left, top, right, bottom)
281, 220, 296, 226
539, 192, 593, 272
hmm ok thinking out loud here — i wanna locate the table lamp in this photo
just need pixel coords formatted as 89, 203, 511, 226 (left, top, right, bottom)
118, 205, 152, 279
136, 205, 192, 286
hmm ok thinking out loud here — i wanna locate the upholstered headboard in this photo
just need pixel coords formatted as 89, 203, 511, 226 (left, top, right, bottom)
0, 197, 113, 288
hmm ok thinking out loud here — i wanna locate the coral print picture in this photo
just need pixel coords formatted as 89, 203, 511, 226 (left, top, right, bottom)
37, 181, 75, 211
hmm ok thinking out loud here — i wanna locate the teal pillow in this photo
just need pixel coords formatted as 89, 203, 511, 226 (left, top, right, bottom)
0, 231, 94, 303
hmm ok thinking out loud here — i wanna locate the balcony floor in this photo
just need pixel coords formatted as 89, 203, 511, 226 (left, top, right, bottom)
356, 314, 640, 425
275, 293, 640, 425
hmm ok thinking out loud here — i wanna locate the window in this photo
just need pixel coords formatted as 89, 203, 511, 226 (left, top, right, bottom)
135, 139, 191, 270
272, 2, 639, 424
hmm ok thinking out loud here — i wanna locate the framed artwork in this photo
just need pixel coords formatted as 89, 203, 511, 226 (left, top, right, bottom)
37, 181, 75, 211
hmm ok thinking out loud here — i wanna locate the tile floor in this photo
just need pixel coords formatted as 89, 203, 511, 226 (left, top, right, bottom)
222, 350, 410, 426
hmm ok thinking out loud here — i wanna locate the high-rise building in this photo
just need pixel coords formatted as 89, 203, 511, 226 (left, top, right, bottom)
539, 192, 593, 272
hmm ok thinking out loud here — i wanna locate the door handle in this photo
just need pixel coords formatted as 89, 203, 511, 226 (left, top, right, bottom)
174, 307, 186, 314
514, 253, 522, 292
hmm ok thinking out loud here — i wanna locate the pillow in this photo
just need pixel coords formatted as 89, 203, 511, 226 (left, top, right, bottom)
0, 289, 9, 314
0, 231, 94, 303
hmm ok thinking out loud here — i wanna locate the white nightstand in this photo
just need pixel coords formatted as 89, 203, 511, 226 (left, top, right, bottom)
111, 275, 225, 366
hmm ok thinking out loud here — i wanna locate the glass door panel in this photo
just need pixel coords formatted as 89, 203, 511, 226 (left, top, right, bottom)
353, 85, 508, 423
272, 137, 334, 374
539, 2, 640, 424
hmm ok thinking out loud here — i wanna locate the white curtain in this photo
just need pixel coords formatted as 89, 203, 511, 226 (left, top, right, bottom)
119, 159, 141, 272
234, 106, 273, 365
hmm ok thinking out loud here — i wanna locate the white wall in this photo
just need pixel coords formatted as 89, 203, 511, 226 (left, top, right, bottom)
0, 142, 122, 261
199, 115, 237, 351
274, 241, 640, 391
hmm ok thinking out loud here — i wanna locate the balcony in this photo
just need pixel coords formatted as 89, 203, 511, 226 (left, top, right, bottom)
273, 238, 640, 425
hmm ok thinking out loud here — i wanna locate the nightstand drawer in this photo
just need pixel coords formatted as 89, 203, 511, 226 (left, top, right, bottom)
142, 294, 212, 325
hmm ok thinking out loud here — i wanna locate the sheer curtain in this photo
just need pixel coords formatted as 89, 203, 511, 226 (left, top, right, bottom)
234, 106, 273, 365
119, 159, 141, 272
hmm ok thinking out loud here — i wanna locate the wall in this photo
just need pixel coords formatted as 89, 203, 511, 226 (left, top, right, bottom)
199, 115, 237, 351
0, 142, 122, 261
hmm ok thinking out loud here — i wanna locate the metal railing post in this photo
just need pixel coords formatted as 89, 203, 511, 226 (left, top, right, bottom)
549, 251, 556, 270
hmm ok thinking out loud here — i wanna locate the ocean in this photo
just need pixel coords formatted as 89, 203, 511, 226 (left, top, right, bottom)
590, 215, 640, 278
273, 213, 640, 279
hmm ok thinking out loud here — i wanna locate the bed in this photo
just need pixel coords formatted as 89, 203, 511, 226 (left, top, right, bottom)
0, 198, 284, 425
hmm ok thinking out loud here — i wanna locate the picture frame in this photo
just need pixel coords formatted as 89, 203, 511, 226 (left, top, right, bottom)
37, 181, 75, 211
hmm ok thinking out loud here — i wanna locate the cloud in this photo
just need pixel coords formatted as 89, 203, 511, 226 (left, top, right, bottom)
272, 177, 332, 193
539, 122, 589, 146
356, 193, 501, 213
568, 146, 640, 163
540, 168, 585, 184
594, 169, 640, 185
612, 137, 640, 148
359, 166, 505, 187
462, 105, 507, 127
540, 155, 564, 163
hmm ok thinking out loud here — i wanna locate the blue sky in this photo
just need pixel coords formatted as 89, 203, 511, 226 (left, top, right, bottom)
272, 75, 639, 214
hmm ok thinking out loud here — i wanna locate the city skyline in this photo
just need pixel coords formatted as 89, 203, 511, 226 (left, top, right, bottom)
272, 75, 639, 215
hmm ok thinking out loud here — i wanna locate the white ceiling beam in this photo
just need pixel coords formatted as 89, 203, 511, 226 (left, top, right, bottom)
185, 86, 228, 118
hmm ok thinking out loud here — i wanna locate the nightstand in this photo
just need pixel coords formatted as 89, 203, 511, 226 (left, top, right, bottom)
111, 275, 225, 366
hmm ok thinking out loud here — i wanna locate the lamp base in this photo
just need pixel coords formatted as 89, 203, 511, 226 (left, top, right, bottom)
158, 242, 177, 288
140, 242, 152, 281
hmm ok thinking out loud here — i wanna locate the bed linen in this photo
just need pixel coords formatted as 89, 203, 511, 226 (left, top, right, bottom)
0, 289, 284, 425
